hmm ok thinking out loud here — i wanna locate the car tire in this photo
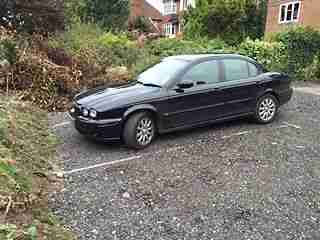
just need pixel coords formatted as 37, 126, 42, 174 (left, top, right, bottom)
254, 94, 279, 124
123, 111, 156, 149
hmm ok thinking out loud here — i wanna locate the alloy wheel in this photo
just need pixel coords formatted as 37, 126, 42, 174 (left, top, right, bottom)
258, 97, 276, 122
136, 117, 154, 146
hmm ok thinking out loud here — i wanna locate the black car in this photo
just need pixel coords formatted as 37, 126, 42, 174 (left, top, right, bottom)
69, 54, 293, 149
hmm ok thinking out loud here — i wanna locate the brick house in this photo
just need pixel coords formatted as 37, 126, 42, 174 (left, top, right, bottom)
162, 0, 195, 37
130, 0, 164, 34
265, 0, 320, 34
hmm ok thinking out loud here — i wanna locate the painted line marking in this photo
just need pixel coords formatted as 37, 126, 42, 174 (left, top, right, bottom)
54, 122, 301, 176
222, 131, 250, 139
282, 121, 302, 130
55, 155, 142, 176
52, 121, 71, 129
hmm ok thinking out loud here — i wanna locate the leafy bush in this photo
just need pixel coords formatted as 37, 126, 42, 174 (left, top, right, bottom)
273, 27, 320, 78
237, 38, 286, 71
98, 32, 134, 48
129, 16, 152, 33
0, 0, 65, 34
63, 0, 129, 30
0, 98, 58, 195
0, 39, 17, 65
49, 23, 103, 54
302, 56, 320, 81
146, 38, 228, 57
183, 0, 267, 44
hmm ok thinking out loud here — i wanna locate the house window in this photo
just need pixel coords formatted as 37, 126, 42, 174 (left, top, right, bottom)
163, 0, 177, 15
279, 1, 301, 23
164, 23, 176, 37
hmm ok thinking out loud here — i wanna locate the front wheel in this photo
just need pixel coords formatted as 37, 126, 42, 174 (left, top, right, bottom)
123, 112, 156, 149
254, 94, 279, 124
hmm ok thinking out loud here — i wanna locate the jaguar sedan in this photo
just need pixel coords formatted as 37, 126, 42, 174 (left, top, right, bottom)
69, 54, 293, 149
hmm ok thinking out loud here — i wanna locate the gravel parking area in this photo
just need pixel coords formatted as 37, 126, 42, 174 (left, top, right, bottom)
50, 85, 320, 240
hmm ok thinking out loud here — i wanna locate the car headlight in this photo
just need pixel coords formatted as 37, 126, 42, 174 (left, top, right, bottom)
82, 108, 89, 117
89, 109, 97, 118
70, 107, 75, 114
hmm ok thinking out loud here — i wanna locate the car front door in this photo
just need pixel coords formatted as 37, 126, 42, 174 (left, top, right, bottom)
217, 58, 261, 117
163, 60, 226, 129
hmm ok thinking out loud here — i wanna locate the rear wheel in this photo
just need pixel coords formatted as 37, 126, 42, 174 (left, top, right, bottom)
123, 112, 156, 149
254, 94, 278, 124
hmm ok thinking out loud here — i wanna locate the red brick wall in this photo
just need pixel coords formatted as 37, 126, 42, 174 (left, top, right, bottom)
265, 0, 320, 35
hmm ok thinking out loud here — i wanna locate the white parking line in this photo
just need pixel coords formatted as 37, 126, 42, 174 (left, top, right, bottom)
55, 155, 142, 176
282, 121, 302, 130
54, 122, 301, 176
52, 121, 71, 129
222, 131, 250, 139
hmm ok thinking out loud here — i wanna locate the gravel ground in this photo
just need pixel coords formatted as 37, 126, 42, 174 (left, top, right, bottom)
49, 85, 320, 240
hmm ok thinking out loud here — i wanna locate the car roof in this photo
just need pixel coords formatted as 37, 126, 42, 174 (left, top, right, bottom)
163, 54, 256, 63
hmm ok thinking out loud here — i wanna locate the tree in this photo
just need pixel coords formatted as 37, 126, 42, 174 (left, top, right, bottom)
184, 0, 267, 44
64, 0, 130, 31
0, 0, 65, 34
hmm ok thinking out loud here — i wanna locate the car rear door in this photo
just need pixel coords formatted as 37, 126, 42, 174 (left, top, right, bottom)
217, 58, 261, 117
164, 60, 226, 129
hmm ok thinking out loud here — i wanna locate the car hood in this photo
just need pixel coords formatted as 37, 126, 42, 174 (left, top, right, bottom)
74, 83, 161, 111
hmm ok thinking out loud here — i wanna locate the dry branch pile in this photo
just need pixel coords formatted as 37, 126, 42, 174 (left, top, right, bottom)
0, 28, 132, 111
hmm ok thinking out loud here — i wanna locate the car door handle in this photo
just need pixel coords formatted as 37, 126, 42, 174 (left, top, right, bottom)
197, 81, 206, 85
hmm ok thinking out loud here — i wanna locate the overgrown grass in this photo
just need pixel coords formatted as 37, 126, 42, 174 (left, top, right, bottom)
0, 97, 75, 240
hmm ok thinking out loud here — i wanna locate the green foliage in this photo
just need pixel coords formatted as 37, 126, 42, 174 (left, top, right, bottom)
0, 98, 58, 194
146, 38, 228, 57
302, 56, 320, 81
98, 32, 135, 48
274, 26, 320, 76
237, 38, 286, 71
64, 0, 129, 30
129, 16, 152, 33
0, 39, 17, 65
0, 224, 17, 240
184, 0, 267, 44
50, 23, 103, 54
0, 0, 65, 34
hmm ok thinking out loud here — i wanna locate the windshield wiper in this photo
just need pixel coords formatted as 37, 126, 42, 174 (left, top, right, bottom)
137, 81, 162, 88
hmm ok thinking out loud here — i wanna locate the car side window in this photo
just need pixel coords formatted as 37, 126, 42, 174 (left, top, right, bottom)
248, 62, 259, 77
182, 60, 220, 85
222, 59, 250, 82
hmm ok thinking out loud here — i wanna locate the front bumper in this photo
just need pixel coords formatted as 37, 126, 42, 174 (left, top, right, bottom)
68, 113, 122, 141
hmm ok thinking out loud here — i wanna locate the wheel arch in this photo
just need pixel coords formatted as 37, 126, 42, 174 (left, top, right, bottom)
257, 89, 280, 104
122, 104, 159, 131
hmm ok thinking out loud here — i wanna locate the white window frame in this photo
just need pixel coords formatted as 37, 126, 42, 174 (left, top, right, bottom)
278, 1, 301, 24
163, 0, 177, 15
164, 23, 176, 37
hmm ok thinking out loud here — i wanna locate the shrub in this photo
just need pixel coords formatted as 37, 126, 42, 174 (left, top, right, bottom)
183, 0, 267, 44
49, 23, 103, 54
98, 32, 135, 49
0, 0, 65, 34
146, 38, 228, 57
129, 16, 152, 33
64, 0, 129, 31
274, 26, 320, 76
237, 38, 286, 72
0, 39, 17, 65
302, 56, 320, 81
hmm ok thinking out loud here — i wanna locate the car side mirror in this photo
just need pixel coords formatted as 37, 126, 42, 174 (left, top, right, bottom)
177, 80, 194, 89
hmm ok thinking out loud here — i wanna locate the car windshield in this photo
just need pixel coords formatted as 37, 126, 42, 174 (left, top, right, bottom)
137, 59, 188, 87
